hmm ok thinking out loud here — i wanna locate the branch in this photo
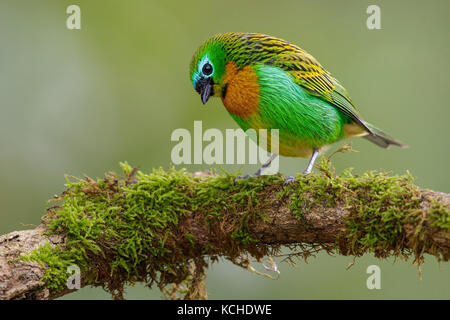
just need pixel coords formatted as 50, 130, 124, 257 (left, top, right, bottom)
0, 160, 449, 300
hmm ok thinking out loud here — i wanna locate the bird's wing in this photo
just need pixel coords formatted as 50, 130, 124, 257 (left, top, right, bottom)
265, 53, 373, 134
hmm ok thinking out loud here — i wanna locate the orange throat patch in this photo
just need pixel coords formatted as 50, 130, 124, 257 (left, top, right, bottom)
221, 62, 260, 118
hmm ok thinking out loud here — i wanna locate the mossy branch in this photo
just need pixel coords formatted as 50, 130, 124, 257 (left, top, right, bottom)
0, 159, 449, 300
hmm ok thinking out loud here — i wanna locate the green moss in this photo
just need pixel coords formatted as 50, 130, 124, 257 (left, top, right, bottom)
193, 172, 281, 246
278, 157, 445, 262
185, 232, 196, 248
341, 170, 422, 258
282, 158, 351, 219
429, 200, 450, 229
21, 159, 447, 298
22, 163, 282, 298
21, 242, 86, 292
21, 163, 197, 297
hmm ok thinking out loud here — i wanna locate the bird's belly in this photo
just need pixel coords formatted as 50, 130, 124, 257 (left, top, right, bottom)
255, 65, 347, 153
277, 136, 314, 157
223, 64, 348, 158
229, 113, 315, 158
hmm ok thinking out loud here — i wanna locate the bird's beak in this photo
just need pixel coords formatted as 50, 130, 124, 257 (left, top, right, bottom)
195, 77, 214, 105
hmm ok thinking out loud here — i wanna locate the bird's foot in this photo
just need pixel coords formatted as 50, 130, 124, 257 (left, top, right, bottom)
235, 167, 264, 183
236, 174, 255, 180
235, 174, 257, 184
283, 176, 296, 185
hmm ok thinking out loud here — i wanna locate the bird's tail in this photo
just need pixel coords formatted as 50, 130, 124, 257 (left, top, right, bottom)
363, 122, 408, 149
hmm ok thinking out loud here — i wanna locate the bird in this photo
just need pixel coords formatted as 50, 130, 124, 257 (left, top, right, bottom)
189, 32, 407, 183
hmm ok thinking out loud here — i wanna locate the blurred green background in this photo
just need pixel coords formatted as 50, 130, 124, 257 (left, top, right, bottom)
1, 0, 449, 299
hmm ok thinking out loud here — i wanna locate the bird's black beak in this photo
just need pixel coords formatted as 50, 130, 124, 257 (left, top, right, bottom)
195, 77, 214, 105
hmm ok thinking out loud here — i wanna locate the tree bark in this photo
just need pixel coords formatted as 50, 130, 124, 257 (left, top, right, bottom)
0, 170, 449, 300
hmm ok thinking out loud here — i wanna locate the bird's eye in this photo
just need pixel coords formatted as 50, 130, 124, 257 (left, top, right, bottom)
202, 63, 213, 76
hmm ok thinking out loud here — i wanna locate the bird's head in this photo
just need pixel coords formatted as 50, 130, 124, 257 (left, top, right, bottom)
190, 40, 227, 104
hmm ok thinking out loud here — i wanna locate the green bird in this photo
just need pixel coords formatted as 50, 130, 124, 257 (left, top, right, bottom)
190, 32, 407, 183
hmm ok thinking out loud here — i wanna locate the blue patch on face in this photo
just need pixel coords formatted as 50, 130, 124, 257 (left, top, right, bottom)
192, 55, 214, 88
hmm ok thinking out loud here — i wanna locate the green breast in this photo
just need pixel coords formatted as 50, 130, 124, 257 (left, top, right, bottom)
229, 65, 351, 156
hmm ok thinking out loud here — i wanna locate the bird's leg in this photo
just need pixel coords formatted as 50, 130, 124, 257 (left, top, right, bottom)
236, 153, 278, 180
303, 149, 319, 175
284, 149, 319, 185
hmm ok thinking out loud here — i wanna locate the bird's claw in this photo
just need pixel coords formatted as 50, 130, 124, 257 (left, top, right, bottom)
283, 176, 296, 185
234, 174, 256, 184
